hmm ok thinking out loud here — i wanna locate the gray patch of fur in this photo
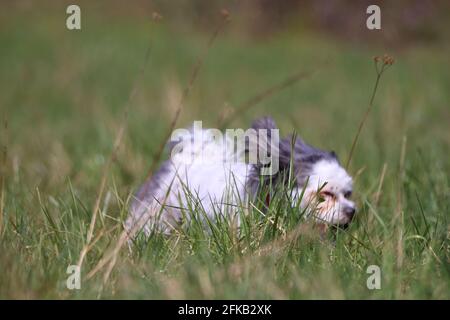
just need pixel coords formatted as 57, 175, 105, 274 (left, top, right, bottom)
131, 160, 171, 213
279, 135, 338, 185
246, 116, 339, 195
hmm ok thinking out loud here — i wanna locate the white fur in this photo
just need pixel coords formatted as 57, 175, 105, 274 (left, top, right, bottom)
128, 128, 355, 236
128, 129, 251, 235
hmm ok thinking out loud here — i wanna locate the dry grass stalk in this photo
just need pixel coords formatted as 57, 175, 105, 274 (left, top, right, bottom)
0, 118, 7, 237
374, 163, 388, 206
76, 18, 158, 270
345, 55, 394, 170
86, 11, 230, 286
145, 12, 230, 182
217, 69, 315, 129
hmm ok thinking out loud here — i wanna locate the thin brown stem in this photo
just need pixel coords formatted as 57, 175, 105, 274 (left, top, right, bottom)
374, 163, 387, 206
345, 60, 391, 170
217, 69, 314, 129
145, 16, 229, 183
86, 13, 230, 287
76, 22, 156, 269
0, 118, 7, 237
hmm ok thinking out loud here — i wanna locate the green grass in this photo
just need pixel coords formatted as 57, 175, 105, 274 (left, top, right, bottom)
0, 4, 449, 299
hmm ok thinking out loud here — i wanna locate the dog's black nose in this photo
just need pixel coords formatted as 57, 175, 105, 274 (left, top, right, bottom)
344, 207, 356, 219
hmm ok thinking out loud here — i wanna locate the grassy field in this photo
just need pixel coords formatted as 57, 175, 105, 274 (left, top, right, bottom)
0, 4, 449, 299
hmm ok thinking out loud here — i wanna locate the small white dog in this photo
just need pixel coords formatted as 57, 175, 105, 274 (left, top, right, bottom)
126, 117, 355, 237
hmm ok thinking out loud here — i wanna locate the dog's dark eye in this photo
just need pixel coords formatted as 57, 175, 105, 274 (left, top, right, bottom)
321, 191, 335, 198
344, 191, 352, 199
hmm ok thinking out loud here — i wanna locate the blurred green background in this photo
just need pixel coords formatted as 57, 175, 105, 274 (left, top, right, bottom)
0, 0, 449, 299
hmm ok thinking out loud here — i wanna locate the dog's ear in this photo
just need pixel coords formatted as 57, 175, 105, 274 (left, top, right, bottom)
279, 134, 302, 170
248, 117, 279, 155
329, 150, 339, 161
251, 116, 278, 131
279, 135, 339, 181
246, 117, 279, 173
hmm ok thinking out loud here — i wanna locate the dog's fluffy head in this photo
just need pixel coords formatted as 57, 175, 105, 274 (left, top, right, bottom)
252, 116, 356, 226
298, 159, 355, 226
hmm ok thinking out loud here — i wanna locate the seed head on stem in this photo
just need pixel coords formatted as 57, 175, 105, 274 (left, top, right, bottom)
346, 54, 394, 169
